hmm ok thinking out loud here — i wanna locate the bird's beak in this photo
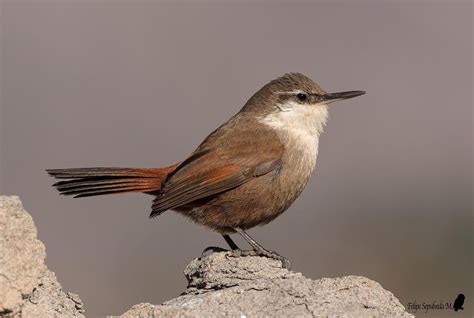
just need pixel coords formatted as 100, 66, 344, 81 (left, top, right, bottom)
320, 90, 366, 104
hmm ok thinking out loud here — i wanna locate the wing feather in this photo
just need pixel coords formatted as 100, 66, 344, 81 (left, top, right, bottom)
150, 151, 281, 217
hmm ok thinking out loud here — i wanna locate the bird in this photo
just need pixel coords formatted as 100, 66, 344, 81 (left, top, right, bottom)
47, 73, 365, 269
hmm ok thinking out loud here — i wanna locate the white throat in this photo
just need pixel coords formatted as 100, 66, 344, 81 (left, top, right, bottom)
258, 102, 329, 171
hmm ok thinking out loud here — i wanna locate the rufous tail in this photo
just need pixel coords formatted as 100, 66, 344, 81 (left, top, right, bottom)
47, 165, 177, 198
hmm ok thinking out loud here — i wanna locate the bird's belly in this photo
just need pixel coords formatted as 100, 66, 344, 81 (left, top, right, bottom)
179, 153, 316, 233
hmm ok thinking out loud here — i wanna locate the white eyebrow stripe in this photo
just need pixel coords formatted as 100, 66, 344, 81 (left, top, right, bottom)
275, 90, 306, 95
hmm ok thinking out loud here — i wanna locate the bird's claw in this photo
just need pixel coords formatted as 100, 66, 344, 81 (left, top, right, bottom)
201, 246, 229, 257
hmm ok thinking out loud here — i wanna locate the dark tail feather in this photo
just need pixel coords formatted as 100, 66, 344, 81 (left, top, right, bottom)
47, 166, 177, 198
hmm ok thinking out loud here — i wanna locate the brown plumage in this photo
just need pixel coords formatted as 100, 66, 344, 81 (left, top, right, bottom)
47, 166, 178, 197
47, 73, 365, 267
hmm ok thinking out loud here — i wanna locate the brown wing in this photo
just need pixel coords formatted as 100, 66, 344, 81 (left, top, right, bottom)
150, 115, 285, 217
150, 149, 282, 217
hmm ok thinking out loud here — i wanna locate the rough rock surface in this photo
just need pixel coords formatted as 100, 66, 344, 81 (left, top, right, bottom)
121, 252, 413, 317
1, 194, 412, 317
0, 196, 84, 317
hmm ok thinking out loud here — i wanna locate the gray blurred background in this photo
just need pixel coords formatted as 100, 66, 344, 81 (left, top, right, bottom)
1, 1, 472, 317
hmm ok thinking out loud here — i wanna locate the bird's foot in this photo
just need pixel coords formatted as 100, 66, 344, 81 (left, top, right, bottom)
228, 249, 291, 270
201, 246, 229, 257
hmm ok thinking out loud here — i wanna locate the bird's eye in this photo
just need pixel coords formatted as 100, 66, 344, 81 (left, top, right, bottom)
296, 93, 308, 102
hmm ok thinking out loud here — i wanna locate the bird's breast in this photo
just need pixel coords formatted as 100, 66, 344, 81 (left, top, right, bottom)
257, 106, 328, 207
276, 129, 319, 202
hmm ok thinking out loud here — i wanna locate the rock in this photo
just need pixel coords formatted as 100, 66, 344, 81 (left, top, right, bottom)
121, 252, 413, 317
0, 196, 85, 317
0, 194, 412, 317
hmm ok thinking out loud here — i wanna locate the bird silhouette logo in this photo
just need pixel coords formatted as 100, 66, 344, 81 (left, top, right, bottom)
453, 294, 465, 311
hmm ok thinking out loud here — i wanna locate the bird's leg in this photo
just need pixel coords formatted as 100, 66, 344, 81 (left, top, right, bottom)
233, 227, 291, 269
223, 234, 240, 250
201, 234, 240, 257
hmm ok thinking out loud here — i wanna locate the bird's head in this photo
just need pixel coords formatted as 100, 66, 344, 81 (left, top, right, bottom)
242, 73, 365, 137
